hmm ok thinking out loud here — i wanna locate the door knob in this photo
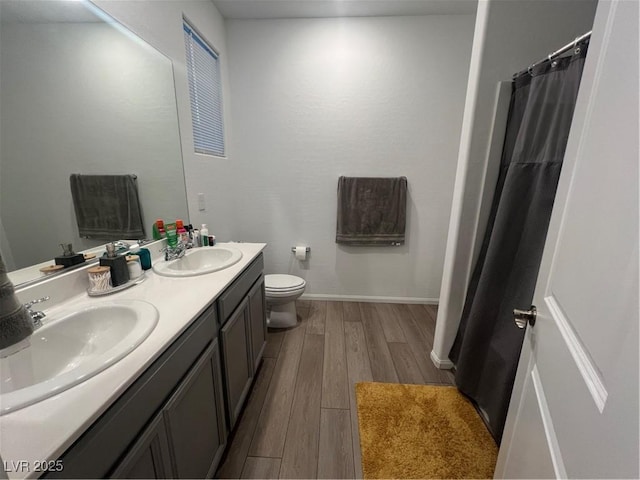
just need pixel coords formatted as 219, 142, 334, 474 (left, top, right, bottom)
513, 306, 537, 329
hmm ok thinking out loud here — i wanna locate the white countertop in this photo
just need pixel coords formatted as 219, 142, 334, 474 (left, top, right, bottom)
0, 242, 266, 479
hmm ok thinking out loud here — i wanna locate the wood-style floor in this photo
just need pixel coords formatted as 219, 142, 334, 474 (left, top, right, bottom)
216, 300, 454, 479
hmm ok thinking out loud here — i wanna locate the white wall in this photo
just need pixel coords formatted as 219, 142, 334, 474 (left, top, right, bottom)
0, 22, 185, 269
432, 0, 598, 367
41, 2, 474, 301
93, 0, 233, 249
223, 15, 475, 301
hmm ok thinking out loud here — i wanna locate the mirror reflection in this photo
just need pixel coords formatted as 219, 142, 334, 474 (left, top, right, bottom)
0, 0, 188, 284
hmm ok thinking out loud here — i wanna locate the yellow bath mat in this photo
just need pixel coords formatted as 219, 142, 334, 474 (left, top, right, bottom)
355, 382, 498, 479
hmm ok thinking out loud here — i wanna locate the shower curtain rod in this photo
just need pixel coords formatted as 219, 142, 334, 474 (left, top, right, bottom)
514, 30, 592, 78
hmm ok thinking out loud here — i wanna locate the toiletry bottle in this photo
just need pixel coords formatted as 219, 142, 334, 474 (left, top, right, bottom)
200, 224, 209, 246
186, 224, 194, 245
152, 219, 165, 240
100, 243, 130, 287
126, 255, 143, 279
130, 243, 152, 270
176, 220, 189, 245
192, 228, 201, 247
165, 223, 178, 248
139, 246, 152, 269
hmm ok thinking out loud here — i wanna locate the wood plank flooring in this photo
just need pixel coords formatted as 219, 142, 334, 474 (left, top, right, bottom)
217, 300, 454, 479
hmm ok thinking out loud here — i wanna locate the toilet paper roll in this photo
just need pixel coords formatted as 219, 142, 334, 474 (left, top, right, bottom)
295, 246, 308, 261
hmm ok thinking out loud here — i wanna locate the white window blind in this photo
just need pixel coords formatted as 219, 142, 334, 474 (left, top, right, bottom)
183, 21, 225, 157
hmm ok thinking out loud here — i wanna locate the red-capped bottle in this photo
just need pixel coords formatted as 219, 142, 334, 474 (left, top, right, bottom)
157, 219, 166, 239
152, 219, 166, 240
176, 219, 189, 245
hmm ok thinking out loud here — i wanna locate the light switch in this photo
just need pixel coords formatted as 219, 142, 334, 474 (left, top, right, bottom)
198, 193, 206, 211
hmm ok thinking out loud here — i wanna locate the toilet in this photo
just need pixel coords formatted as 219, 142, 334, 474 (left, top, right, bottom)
264, 274, 306, 328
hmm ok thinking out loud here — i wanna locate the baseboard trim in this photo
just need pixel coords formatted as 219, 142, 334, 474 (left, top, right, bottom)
300, 294, 439, 305
430, 350, 454, 370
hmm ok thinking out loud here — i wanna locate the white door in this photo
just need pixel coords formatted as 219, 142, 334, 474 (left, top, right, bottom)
494, 0, 639, 478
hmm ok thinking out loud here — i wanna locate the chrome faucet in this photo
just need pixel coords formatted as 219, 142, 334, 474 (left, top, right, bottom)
162, 243, 187, 261
112, 240, 131, 252
23, 296, 50, 329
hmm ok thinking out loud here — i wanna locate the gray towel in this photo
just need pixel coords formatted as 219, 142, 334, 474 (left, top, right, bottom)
336, 176, 407, 246
70, 174, 145, 240
0, 253, 33, 350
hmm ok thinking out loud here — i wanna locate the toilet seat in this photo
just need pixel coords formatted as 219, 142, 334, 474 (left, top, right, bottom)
264, 274, 306, 328
265, 274, 305, 293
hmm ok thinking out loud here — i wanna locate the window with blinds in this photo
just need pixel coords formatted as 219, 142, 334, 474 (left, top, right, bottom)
183, 21, 225, 157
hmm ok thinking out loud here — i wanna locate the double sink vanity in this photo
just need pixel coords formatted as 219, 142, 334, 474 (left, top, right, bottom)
1, 241, 268, 479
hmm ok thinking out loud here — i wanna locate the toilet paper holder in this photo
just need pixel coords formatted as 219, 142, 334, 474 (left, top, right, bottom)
291, 246, 310, 253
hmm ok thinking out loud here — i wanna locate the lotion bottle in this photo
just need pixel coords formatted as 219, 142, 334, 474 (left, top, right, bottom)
200, 224, 209, 246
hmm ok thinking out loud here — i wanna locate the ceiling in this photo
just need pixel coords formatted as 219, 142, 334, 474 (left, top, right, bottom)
0, 0, 477, 24
212, 0, 478, 19
0, 1, 102, 24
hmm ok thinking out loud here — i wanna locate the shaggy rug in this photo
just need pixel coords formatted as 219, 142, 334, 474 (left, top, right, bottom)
355, 382, 498, 479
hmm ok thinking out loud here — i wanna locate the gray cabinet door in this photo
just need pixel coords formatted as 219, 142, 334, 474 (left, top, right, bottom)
248, 276, 267, 373
111, 413, 173, 479
220, 297, 253, 429
163, 340, 227, 479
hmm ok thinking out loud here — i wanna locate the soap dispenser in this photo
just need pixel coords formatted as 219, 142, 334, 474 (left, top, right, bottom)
54, 243, 85, 268
99, 243, 130, 287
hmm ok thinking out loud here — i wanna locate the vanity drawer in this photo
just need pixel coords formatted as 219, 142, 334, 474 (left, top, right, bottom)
217, 253, 264, 324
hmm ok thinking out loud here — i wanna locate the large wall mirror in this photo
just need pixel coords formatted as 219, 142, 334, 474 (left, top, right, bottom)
0, 0, 188, 285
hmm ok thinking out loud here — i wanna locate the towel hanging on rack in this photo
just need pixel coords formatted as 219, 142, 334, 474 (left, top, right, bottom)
336, 176, 407, 246
70, 174, 145, 240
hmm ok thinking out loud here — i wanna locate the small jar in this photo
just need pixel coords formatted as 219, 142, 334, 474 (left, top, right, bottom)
88, 266, 111, 292
126, 255, 143, 279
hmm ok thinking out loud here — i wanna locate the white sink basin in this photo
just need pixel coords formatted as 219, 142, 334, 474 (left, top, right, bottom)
153, 246, 242, 277
0, 299, 158, 415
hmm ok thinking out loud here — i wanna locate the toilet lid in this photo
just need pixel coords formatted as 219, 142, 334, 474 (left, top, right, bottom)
265, 274, 305, 290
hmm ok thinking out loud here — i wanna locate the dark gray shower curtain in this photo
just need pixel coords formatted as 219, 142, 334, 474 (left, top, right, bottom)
450, 41, 589, 444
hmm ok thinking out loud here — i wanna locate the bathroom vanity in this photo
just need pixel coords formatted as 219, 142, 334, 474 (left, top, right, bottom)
0, 243, 267, 479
